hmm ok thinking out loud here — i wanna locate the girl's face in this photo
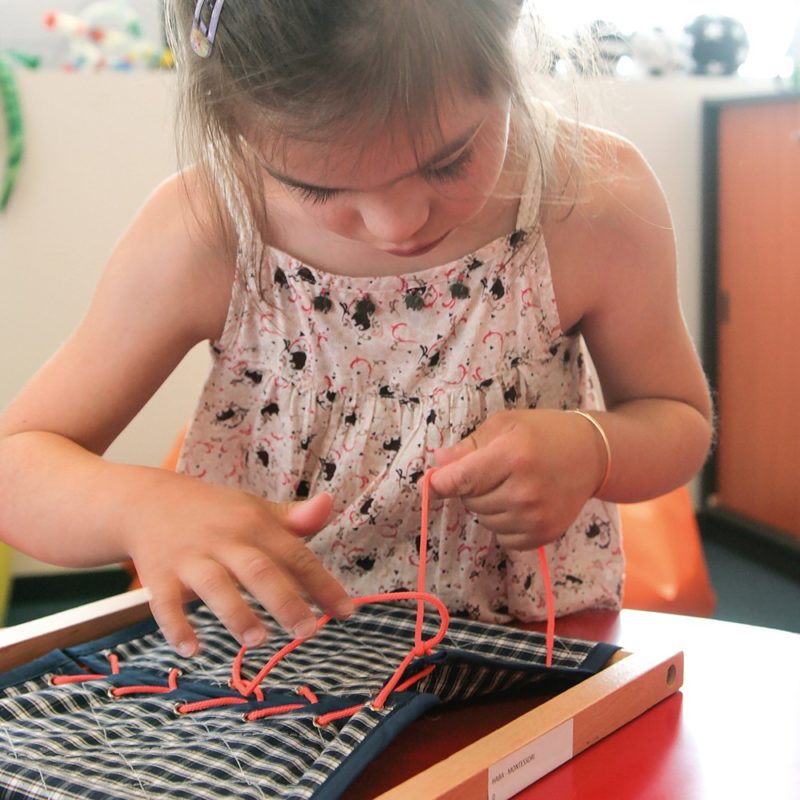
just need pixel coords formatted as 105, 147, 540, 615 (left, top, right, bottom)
258, 94, 513, 259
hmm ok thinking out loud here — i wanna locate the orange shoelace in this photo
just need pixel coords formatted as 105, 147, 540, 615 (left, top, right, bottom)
52, 469, 555, 723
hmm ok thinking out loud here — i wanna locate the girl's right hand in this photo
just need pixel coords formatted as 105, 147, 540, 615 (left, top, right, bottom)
123, 471, 352, 657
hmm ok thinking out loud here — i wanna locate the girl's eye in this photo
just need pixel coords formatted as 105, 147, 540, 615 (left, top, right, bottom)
293, 185, 343, 205
424, 148, 474, 184
288, 147, 474, 204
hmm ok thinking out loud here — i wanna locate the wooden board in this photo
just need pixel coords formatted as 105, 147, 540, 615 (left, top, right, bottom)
0, 588, 153, 671
373, 647, 681, 798
0, 591, 682, 798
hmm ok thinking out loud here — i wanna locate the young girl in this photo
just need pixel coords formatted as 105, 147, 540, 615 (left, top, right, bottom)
0, 1, 712, 657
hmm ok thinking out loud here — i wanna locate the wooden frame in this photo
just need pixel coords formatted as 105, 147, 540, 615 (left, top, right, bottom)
0, 591, 682, 799
0, 587, 154, 671
376, 647, 681, 799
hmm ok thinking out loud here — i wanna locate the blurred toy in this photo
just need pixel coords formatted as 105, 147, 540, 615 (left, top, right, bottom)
684, 15, 749, 76
628, 27, 690, 77
584, 20, 631, 76
1, 51, 40, 212
42, 1, 168, 70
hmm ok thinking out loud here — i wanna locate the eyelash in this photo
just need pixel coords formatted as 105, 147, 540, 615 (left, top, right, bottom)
423, 148, 474, 184
292, 148, 475, 206
294, 185, 344, 205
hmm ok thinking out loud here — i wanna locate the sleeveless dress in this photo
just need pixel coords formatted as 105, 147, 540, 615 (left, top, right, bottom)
178, 110, 624, 623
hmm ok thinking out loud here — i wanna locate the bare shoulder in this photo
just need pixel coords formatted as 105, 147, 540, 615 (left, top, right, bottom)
540, 123, 710, 419
0, 171, 236, 451
576, 124, 672, 238
109, 169, 235, 344
541, 123, 675, 332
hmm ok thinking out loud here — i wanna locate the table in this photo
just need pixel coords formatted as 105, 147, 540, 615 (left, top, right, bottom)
351, 609, 800, 799
2, 599, 798, 799
538, 610, 800, 800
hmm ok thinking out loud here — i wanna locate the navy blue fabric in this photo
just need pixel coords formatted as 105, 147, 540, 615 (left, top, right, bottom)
0, 602, 618, 799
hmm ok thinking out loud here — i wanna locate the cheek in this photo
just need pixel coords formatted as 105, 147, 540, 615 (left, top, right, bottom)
438, 157, 506, 218
303, 204, 359, 235
436, 189, 487, 221
475, 143, 509, 191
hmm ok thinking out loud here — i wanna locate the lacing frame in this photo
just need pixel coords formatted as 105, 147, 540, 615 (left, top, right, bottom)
51, 469, 554, 725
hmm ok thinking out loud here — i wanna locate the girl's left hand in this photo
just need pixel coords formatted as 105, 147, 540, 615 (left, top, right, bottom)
429, 409, 606, 551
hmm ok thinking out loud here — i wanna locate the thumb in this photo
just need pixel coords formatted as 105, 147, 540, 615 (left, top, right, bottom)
284, 492, 335, 537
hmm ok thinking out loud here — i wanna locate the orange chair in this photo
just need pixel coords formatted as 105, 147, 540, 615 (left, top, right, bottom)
139, 429, 716, 617
161, 427, 186, 473
620, 487, 716, 616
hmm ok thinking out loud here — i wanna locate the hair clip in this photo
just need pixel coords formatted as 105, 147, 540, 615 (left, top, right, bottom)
190, 0, 225, 58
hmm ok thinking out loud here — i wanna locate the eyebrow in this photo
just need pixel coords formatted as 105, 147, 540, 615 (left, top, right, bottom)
263, 121, 483, 193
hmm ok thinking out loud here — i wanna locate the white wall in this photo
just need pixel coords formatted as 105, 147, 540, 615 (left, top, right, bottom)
0, 71, 778, 575
1, 72, 209, 575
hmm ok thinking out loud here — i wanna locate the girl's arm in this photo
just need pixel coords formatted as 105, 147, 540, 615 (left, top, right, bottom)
431, 129, 713, 549
0, 174, 352, 654
0, 173, 228, 562
546, 127, 713, 501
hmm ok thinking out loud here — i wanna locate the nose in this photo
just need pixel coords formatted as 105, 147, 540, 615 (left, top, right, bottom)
358, 182, 431, 246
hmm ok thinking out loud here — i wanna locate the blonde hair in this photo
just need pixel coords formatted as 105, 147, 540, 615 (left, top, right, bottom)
165, 0, 592, 255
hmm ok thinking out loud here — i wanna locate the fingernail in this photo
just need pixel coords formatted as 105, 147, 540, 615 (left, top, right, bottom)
243, 627, 266, 647
292, 618, 317, 640
334, 600, 355, 619
176, 640, 195, 658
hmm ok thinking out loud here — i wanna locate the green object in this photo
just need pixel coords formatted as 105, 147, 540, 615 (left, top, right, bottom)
0, 51, 40, 212
0, 542, 13, 625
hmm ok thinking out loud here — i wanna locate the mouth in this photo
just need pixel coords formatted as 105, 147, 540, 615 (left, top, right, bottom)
383, 231, 450, 258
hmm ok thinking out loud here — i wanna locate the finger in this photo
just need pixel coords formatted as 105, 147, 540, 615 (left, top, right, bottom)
429, 444, 510, 500
460, 489, 514, 517
223, 545, 320, 640
283, 492, 334, 537
146, 576, 199, 657
277, 540, 354, 621
434, 411, 514, 467
471, 506, 538, 534
179, 557, 269, 649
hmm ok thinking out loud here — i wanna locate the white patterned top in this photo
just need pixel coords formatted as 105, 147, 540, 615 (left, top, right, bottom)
178, 107, 623, 622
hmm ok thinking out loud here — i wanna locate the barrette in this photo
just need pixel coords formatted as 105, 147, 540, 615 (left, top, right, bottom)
190, 0, 225, 58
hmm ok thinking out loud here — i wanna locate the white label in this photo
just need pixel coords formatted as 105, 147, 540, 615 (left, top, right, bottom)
487, 720, 574, 800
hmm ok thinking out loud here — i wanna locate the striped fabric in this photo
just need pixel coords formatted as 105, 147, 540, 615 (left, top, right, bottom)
0, 602, 618, 799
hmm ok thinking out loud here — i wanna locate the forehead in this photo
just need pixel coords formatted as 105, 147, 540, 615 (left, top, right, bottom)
261, 94, 500, 186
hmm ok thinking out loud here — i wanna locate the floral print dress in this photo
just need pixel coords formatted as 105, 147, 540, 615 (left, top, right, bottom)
179, 113, 624, 623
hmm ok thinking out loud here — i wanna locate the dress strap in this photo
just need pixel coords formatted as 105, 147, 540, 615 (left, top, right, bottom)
208, 152, 265, 350
215, 167, 263, 294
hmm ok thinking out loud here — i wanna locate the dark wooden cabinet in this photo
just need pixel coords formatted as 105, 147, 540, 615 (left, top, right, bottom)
702, 94, 800, 551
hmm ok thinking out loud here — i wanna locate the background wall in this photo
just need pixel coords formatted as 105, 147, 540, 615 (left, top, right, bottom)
0, 71, 777, 575
0, 72, 209, 575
